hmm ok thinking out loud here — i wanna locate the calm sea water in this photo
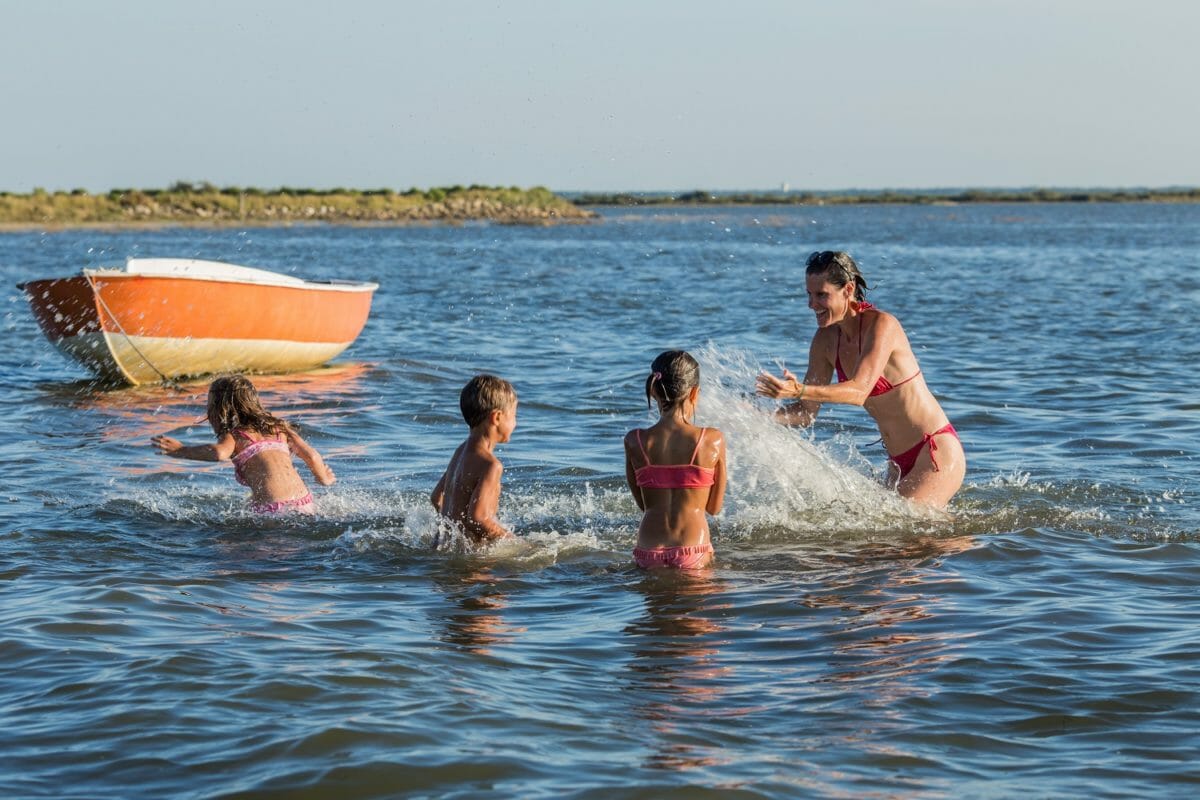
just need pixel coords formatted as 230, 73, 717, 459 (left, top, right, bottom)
2, 203, 1199, 798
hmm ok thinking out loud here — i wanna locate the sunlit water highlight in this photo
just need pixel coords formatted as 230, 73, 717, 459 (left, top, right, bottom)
2, 204, 1199, 798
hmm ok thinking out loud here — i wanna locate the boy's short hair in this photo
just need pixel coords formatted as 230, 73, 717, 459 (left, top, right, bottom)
460, 374, 517, 427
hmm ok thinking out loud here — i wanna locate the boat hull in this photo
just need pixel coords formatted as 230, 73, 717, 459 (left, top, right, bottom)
22, 264, 376, 384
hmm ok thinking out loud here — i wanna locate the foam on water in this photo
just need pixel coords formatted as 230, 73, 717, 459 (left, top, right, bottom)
693, 343, 943, 536
91, 343, 960, 566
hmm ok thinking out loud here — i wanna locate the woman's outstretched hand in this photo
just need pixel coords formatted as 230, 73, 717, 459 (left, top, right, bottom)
755, 368, 802, 399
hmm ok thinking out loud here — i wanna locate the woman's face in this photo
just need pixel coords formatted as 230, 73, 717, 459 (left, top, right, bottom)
805, 273, 855, 327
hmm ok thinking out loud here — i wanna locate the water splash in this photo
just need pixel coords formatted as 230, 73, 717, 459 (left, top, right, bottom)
693, 343, 938, 538
333, 485, 617, 568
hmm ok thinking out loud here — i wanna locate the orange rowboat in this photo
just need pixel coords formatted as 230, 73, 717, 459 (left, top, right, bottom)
19, 258, 378, 385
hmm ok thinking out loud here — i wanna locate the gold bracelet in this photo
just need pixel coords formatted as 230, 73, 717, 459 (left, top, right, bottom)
798, 381, 806, 402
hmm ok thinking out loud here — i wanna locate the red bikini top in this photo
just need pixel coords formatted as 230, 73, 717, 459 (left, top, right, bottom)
834, 303, 920, 397
633, 428, 716, 489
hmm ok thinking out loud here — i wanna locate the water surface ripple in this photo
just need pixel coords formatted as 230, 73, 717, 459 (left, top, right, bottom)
2, 204, 1198, 797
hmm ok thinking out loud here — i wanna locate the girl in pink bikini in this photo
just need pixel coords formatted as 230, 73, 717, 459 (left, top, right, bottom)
152, 375, 336, 514
624, 351, 727, 569
756, 251, 965, 508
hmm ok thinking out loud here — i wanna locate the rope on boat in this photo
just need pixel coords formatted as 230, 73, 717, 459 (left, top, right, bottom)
85, 272, 185, 390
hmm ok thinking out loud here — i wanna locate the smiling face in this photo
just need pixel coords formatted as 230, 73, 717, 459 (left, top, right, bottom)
806, 272, 856, 328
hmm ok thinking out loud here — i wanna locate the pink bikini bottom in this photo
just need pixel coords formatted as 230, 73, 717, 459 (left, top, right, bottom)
633, 543, 714, 570
250, 492, 315, 515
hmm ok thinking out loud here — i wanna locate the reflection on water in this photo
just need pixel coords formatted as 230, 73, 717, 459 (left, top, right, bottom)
53, 363, 378, 479
623, 570, 740, 772
4, 207, 1200, 797
806, 534, 975, 706
433, 565, 522, 656
51, 361, 376, 426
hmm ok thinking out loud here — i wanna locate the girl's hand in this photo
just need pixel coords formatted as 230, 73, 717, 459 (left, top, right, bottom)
316, 465, 336, 486
152, 435, 183, 455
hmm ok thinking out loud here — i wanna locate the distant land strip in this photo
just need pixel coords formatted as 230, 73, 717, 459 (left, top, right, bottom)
573, 187, 1200, 205
0, 183, 595, 228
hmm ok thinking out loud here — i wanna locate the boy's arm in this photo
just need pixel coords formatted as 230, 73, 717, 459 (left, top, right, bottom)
465, 459, 514, 541
286, 428, 336, 486
152, 432, 235, 461
431, 471, 447, 511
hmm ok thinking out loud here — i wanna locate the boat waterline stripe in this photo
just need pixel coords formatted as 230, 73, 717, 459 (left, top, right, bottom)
55, 333, 357, 385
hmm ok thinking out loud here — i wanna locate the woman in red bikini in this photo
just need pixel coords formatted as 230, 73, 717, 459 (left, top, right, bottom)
152, 375, 336, 514
624, 351, 727, 569
755, 251, 965, 508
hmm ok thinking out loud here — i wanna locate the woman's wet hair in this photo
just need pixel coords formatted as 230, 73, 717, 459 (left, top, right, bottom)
645, 350, 700, 411
206, 375, 288, 437
805, 250, 870, 302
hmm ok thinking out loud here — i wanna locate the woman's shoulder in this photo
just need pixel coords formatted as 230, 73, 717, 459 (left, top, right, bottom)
864, 306, 905, 338
865, 303, 901, 325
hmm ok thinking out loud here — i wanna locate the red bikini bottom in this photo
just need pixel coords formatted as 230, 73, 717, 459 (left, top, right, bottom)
889, 424, 958, 480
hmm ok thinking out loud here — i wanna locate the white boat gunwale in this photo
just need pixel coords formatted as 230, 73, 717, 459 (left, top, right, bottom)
78, 258, 378, 293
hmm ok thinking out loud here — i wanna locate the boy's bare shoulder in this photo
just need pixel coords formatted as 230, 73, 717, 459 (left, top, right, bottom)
464, 445, 503, 473
448, 440, 502, 484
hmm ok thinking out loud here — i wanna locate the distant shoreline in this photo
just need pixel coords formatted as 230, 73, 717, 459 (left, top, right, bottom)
0, 184, 595, 229
573, 187, 1200, 206
4, 185, 1198, 231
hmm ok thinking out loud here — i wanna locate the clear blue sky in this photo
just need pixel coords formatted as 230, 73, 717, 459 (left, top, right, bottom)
3, 0, 1197, 193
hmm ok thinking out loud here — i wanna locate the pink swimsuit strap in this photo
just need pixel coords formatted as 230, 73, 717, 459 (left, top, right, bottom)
633, 429, 716, 489
232, 437, 289, 465
834, 304, 920, 397
230, 429, 290, 486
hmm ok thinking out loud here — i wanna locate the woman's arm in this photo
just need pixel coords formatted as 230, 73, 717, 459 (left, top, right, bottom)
624, 432, 645, 511
152, 432, 235, 461
286, 428, 336, 486
759, 315, 898, 407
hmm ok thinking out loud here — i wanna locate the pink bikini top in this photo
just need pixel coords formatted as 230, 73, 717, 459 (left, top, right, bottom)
834, 302, 921, 397
231, 428, 289, 486
634, 429, 716, 489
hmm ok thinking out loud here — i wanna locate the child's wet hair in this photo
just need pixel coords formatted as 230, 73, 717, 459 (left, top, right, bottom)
206, 375, 288, 437
460, 374, 517, 428
805, 250, 871, 302
645, 350, 700, 411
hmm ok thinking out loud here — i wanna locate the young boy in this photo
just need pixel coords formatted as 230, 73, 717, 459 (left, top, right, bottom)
431, 374, 518, 544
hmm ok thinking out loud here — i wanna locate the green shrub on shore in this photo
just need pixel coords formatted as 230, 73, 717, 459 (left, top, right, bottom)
0, 184, 595, 226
